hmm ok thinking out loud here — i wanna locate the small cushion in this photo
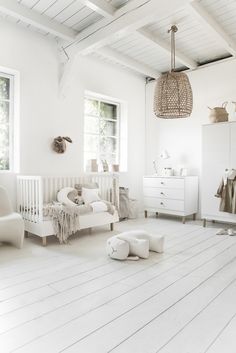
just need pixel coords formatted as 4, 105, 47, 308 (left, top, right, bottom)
57, 187, 77, 206
75, 183, 99, 196
106, 237, 129, 260
82, 187, 100, 205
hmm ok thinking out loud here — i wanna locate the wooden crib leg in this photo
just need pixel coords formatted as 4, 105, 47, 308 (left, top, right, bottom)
110, 223, 114, 231
42, 237, 47, 246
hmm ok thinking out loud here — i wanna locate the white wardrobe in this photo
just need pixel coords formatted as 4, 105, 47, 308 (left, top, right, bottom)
202, 121, 236, 225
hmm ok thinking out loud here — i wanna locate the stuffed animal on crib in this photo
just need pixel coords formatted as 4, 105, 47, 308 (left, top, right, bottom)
52, 136, 72, 154
106, 230, 164, 260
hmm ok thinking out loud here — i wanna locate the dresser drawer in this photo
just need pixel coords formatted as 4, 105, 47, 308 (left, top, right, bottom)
143, 177, 184, 189
143, 187, 184, 200
144, 197, 184, 212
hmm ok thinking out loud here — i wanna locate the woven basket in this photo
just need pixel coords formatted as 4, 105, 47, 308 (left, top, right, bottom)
154, 71, 193, 119
208, 102, 228, 123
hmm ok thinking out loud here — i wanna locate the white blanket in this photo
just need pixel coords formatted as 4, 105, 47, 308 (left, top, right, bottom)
90, 201, 108, 213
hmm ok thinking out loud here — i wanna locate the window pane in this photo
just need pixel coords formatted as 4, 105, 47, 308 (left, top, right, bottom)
100, 102, 117, 120
0, 77, 10, 100
100, 154, 117, 164
84, 115, 99, 134
100, 137, 117, 155
0, 124, 10, 170
0, 101, 9, 124
85, 99, 99, 116
84, 134, 99, 152
100, 119, 117, 137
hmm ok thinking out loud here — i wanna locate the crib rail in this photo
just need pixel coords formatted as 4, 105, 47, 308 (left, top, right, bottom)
17, 173, 119, 224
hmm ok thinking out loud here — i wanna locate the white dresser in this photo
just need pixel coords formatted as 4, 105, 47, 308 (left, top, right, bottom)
143, 175, 198, 223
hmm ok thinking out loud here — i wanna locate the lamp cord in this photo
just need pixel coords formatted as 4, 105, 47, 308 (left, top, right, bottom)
168, 25, 178, 72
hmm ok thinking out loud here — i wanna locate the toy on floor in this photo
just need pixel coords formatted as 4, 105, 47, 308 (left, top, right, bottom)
106, 230, 164, 261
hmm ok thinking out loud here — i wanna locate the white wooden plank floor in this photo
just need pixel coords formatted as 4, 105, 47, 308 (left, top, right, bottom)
0, 217, 236, 353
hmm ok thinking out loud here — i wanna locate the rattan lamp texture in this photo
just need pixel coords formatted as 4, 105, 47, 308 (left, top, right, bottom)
153, 25, 193, 119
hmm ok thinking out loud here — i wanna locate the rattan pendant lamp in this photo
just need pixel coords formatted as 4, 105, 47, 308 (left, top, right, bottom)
154, 25, 193, 119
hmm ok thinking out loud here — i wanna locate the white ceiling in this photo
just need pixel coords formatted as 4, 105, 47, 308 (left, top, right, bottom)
0, 0, 236, 78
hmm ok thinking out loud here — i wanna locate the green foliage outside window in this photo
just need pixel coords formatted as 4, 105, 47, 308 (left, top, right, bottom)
0, 76, 11, 171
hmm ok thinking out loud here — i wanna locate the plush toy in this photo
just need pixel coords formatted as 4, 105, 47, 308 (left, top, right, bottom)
106, 230, 164, 261
52, 136, 72, 154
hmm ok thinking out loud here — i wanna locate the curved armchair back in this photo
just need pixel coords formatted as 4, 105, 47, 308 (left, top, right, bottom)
0, 186, 13, 216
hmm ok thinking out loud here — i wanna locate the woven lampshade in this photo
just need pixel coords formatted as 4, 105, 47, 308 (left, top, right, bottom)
153, 25, 193, 119
154, 71, 193, 118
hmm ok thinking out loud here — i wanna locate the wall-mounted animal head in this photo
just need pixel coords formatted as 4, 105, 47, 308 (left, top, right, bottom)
52, 136, 72, 154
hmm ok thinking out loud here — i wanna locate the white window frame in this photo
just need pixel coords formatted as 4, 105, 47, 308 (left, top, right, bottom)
0, 66, 20, 173
84, 92, 121, 170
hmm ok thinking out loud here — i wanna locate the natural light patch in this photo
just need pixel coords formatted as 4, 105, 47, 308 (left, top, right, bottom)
84, 96, 120, 171
0, 76, 11, 171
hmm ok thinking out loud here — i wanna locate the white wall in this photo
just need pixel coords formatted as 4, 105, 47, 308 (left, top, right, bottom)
0, 20, 146, 206
146, 59, 236, 178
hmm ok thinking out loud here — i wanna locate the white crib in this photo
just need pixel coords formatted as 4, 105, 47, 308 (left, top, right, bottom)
17, 173, 119, 245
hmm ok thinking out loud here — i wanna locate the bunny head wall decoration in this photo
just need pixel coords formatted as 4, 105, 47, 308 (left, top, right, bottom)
52, 136, 72, 154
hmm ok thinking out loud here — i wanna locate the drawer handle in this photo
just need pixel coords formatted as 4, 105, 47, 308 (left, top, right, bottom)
161, 182, 164, 185
160, 202, 164, 205
160, 192, 164, 195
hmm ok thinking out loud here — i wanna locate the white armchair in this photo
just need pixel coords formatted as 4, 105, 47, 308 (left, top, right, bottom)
0, 186, 24, 249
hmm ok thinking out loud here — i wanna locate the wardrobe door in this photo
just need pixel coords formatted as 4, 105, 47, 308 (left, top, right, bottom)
230, 122, 236, 169
202, 123, 230, 219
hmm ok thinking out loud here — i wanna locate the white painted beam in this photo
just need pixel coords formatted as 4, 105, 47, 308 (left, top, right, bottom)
97, 47, 160, 78
78, 0, 115, 18
137, 29, 198, 69
189, 0, 236, 56
65, 0, 191, 56
0, 0, 76, 41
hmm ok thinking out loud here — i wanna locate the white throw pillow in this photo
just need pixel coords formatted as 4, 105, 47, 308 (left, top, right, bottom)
82, 187, 100, 205
57, 187, 77, 206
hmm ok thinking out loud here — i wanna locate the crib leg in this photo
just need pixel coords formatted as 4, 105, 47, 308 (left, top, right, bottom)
42, 237, 47, 246
110, 223, 114, 231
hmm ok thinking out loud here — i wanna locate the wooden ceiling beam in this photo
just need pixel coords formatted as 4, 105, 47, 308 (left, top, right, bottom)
78, 0, 115, 19
189, 0, 236, 56
64, 0, 192, 57
136, 28, 198, 69
97, 46, 161, 78
0, 0, 76, 41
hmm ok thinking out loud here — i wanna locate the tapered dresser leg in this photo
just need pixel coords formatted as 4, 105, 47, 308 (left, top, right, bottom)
110, 223, 114, 231
156, 212, 159, 218
42, 236, 47, 246
25, 231, 29, 238
193, 213, 196, 221
203, 219, 206, 228
144, 210, 148, 218
182, 216, 186, 224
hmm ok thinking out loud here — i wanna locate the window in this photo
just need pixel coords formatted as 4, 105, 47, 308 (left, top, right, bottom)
0, 73, 14, 171
84, 95, 120, 170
